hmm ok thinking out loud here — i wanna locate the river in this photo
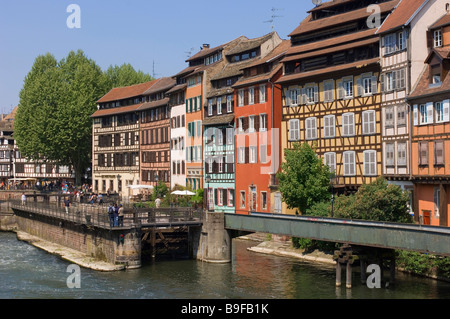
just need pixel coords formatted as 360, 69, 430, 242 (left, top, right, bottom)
0, 231, 449, 300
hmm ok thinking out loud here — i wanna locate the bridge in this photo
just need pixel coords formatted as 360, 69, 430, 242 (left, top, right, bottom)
225, 212, 450, 257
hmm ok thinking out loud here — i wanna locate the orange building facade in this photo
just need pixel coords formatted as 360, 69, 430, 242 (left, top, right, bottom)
408, 12, 450, 226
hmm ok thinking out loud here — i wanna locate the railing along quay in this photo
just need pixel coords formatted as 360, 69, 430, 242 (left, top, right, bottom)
10, 200, 203, 230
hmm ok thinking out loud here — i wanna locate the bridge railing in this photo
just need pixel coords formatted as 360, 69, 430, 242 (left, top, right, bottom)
10, 200, 203, 230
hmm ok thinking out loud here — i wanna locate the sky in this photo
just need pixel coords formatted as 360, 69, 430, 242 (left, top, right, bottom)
0, 0, 313, 114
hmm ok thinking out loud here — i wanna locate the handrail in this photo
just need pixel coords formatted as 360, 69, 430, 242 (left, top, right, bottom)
10, 200, 203, 230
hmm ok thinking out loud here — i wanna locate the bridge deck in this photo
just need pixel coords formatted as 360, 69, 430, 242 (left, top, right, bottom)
225, 212, 450, 256
11, 201, 203, 230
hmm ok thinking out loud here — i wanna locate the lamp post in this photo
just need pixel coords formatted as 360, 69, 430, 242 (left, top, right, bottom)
205, 175, 211, 211
330, 172, 336, 217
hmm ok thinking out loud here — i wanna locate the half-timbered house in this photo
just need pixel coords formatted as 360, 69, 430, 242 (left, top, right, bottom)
139, 77, 176, 188
277, 0, 400, 214
92, 80, 158, 197
408, 11, 450, 226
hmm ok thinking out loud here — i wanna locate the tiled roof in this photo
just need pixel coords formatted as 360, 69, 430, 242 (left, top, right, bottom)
143, 77, 176, 95
97, 79, 159, 103
202, 114, 234, 126
377, 0, 428, 34
430, 12, 450, 30
225, 32, 276, 56
232, 64, 283, 88
289, 1, 400, 37
409, 49, 450, 100
91, 103, 143, 118
277, 57, 379, 84
137, 98, 170, 111
242, 40, 290, 69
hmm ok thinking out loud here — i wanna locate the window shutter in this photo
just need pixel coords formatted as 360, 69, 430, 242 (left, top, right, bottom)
443, 100, 450, 122
357, 78, 363, 96
413, 105, 418, 126
380, 74, 385, 93
426, 102, 434, 124
435, 141, 445, 165
420, 142, 429, 165
371, 76, 378, 94
338, 81, 344, 99
245, 147, 249, 164
286, 90, 291, 106
314, 86, 319, 103
214, 189, 218, 206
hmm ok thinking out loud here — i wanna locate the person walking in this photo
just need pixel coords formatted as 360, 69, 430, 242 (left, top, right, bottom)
113, 203, 119, 227
118, 204, 124, 227
21, 193, 26, 206
64, 197, 70, 214
108, 203, 114, 227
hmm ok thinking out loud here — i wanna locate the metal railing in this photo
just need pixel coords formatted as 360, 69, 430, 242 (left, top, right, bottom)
10, 200, 203, 230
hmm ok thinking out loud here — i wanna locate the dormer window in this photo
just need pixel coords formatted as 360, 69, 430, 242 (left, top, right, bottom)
433, 74, 441, 84
434, 30, 442, 47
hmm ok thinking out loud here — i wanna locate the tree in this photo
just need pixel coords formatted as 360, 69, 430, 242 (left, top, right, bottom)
276, 143, 333, 214
104, 63, 153, 90
15, 51, 154, 186
334, 177, 413, 223
16, 50, 107, 185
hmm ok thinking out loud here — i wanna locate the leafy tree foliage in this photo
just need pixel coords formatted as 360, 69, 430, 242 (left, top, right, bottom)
104, 63, 153, 90
276, 143, 333, 214
15, 51, 153, 185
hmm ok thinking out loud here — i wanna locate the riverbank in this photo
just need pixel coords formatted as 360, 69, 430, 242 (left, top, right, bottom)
15, 231, 126, 272
239, 233, 335, 265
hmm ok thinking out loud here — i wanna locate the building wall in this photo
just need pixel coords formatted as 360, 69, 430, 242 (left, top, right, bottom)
170, 102, 187, 188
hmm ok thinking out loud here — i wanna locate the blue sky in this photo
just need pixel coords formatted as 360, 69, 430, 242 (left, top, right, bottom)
0, 0, 312, 113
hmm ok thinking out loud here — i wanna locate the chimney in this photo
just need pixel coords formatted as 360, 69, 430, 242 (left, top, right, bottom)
202, 44, 210, 50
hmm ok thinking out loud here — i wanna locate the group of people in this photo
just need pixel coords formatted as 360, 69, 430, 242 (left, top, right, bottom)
107, 203, 124, 227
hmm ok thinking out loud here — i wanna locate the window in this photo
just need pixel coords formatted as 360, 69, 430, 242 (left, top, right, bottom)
226, 128, 233, 145
249, 87, 255, 105
343, 151, 356, 176
228, 189, 234, 207
398, 142, 407, 167
227, 95, 233, 113
324, 152, 336, 173
238, 117, 244, 133
323, 80, 334, 102
343, 77, 353, 98
305, 85, 318, 104
397, 105, 406, 126
434, 187, 440, 218
260, 114, 267, 131
260, 144, 267, 164
208, 100, 213, 116
419, 141, 429, 166
385, 107, 394, 128
261, 192, 267, 210
249, 115, 255, 132
386, 72, 395, 91
435, 141, 445, 166
288, 119, 300, 141
360, 75, 377, 96
250, 146, 257, 163
398, 31, 406, 51
240, 191, 246, 208
436, 102, 444, 122
238, 147, 246, 164
287, 89, 300, 106
362, 110, 376, 135
208, 157, 213, 173
434, 30, 442, 48
323, 115, 335, 138
384, 34, 396, 54
259, 85, 266, 103
217, 97, 222, 115
218, 188, 223, 206
342, 113, 355, 136
305, 117, 317, 140
238, 89, 244, 107
419, 104, 428, 124
363, 150, 377, 176
218, 157, 224, 173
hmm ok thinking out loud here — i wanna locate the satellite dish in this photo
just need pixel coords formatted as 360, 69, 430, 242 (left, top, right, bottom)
312, 0, 322, 6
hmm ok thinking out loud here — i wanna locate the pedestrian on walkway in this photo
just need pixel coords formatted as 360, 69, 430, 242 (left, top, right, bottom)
118, 204, 124, 227
108, 203, 114, 227
113, 203, 119, 227
21, 193, 26, 206
64, 197, 70, 214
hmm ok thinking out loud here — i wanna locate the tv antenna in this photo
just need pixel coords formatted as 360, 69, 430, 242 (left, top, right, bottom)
312, 0, 322, 6
152, 60, 160, 79
263, 7, 284, 31
185, 47, 196, 58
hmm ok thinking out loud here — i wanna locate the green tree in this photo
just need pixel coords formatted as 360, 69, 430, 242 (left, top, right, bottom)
15, 51, 154, 186
104, 63, 153, 90
276, 143, 333, 214
334, 177, 413, 223
16, 50, 106, 185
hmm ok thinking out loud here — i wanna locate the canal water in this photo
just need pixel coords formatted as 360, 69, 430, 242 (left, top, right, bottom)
0, 231, 449, 300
